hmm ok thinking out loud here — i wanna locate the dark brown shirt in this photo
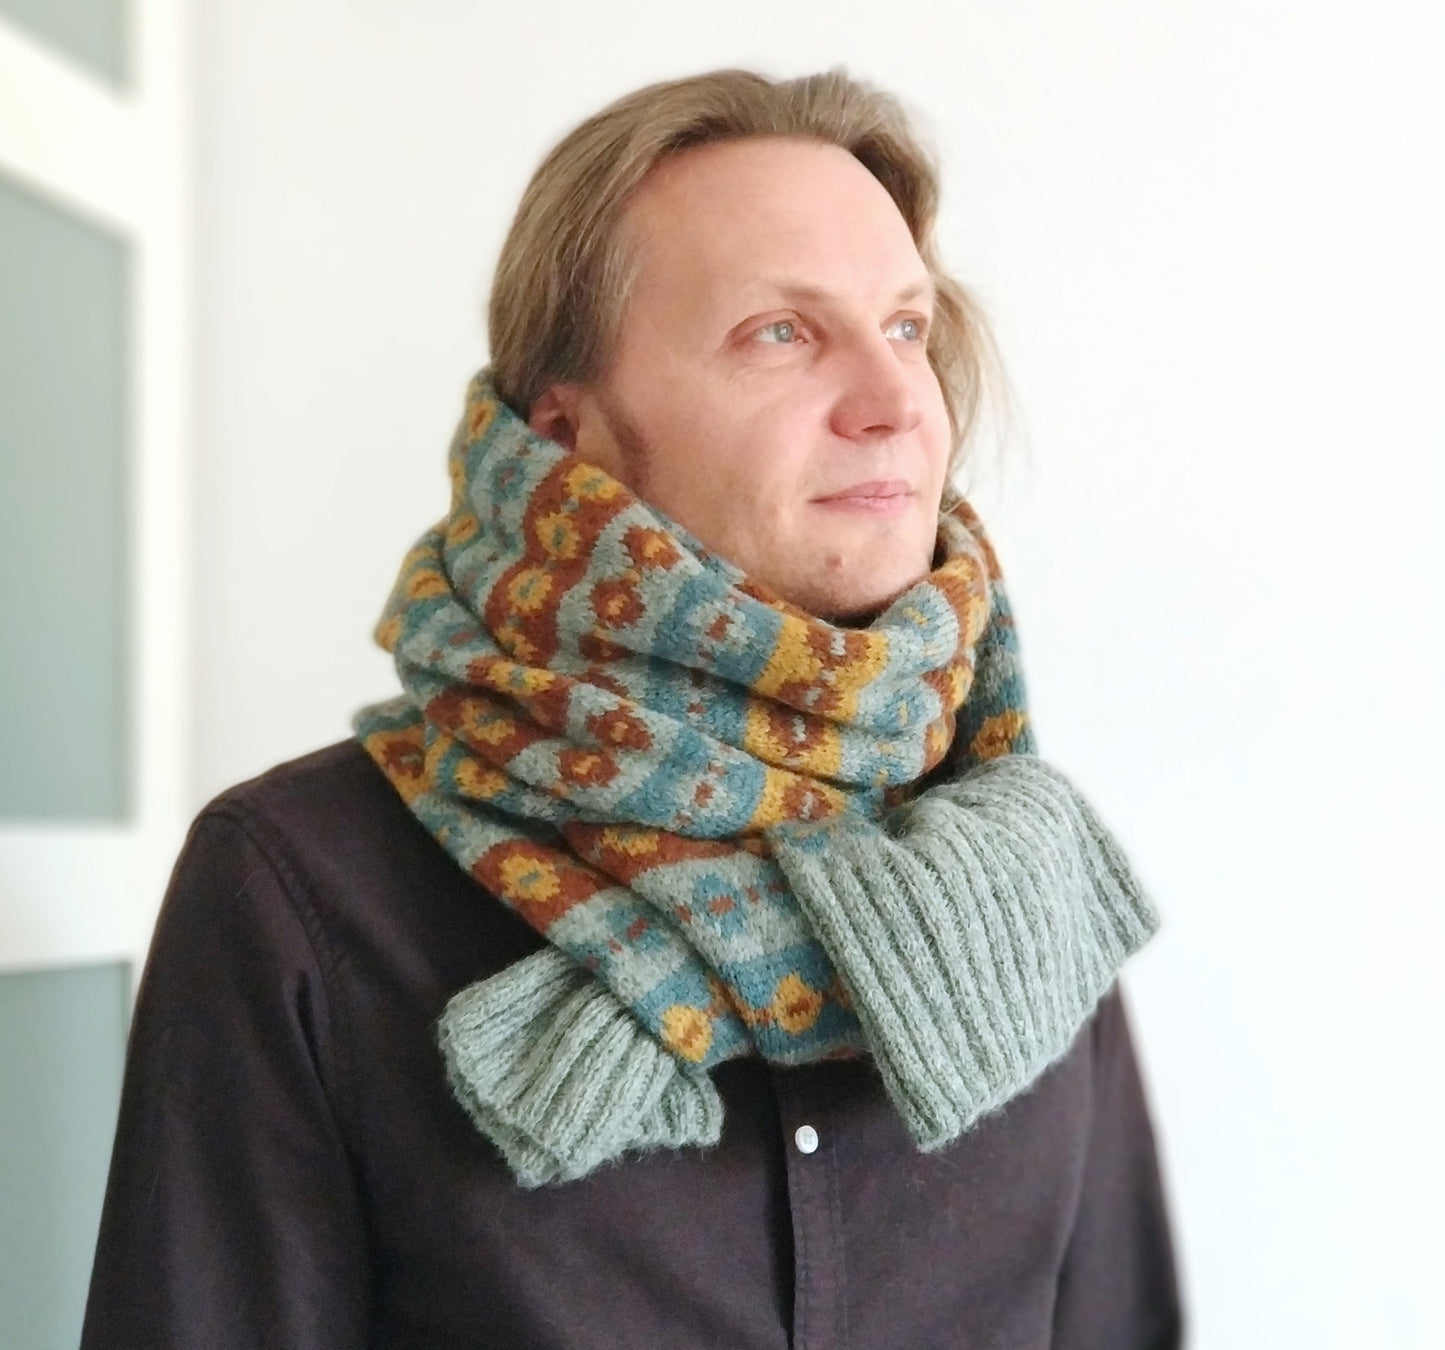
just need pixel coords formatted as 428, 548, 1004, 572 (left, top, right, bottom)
82, 741, 1183, 1349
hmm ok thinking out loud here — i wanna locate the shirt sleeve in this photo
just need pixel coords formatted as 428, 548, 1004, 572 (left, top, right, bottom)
80, 809, 373, 1350
1050, 982, 1186, 1349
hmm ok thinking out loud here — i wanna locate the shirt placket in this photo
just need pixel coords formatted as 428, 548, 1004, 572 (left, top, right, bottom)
771, 1066, 850, 1350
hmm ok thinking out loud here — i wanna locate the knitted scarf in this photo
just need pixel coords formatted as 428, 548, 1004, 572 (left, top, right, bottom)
354, 369, 1159, 1187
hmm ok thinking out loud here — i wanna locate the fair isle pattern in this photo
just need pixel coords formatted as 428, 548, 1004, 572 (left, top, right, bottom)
354, 368, 1034, 1073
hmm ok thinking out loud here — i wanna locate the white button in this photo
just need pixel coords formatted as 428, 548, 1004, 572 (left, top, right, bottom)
794, 1124, 819, 1155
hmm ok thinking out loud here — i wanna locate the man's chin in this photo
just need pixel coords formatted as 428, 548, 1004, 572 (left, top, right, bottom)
795, 565, 929, 627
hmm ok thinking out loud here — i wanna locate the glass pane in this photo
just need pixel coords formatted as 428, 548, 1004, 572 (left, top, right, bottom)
0, 0, 128, 86
0, 962, 130, 1350
0, 171, 130, 821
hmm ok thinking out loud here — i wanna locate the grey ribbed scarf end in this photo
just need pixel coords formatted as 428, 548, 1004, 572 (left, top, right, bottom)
768, 753, 1160, 1151
437, 948, 723, 1188
439, 753, 1158, 1182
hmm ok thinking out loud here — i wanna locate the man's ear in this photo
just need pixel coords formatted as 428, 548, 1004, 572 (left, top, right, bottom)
528, 385, 582, 450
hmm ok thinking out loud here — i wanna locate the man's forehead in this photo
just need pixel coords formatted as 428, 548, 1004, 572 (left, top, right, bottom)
621, 141, 931, 315
625, 137, 914, 243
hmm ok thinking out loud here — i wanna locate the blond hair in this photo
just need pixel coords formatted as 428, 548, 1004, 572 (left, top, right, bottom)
489, 68, 1004, 471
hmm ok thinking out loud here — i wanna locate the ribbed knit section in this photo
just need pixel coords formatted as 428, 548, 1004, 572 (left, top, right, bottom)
437, 947, 723, 1187
767, 753, 1159, 1152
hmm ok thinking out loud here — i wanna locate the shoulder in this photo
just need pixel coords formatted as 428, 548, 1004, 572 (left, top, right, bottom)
142, 741, 425, 996
199, 738, 428, 872
1079, 979, 1166, 1166
1087, 980, 1143, 1076
172, 738, 543, 992
189, 739, 467, 934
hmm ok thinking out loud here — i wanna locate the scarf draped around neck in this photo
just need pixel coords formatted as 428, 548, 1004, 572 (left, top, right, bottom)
354, 369, 1159, 1186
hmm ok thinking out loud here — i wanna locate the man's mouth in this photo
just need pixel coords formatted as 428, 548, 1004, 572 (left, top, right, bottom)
810, 479, 914, 515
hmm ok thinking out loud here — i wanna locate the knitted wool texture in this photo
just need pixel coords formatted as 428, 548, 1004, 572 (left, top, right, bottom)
354, 369, 1160, 1186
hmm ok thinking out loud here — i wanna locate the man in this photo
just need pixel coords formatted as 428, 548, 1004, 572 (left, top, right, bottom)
83, 69, 1183, 1348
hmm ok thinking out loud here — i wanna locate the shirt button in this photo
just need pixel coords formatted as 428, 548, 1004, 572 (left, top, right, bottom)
794, 1124, 819, 1155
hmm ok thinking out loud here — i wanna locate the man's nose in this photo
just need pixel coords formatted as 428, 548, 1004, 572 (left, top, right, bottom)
827, 335, 924, 442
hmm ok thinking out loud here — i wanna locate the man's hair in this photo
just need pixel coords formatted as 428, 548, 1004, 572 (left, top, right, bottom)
488, 67, 1004, 471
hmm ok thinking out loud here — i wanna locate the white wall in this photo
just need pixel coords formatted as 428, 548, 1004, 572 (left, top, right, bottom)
192, 2, 1445, 1345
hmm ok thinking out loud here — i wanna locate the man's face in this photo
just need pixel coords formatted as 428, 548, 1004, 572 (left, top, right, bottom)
531, 136, 953, 622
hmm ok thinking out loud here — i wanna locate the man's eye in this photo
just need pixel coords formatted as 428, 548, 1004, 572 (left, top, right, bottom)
757, 320, 797, 344
887, 317, 925, 343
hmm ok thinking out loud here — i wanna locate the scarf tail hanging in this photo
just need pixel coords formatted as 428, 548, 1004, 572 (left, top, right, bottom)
766, 754, 1158, 1152
437, 946, 723, 1186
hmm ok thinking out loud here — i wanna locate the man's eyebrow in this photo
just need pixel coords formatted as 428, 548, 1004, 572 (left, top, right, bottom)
746, 277, 936, 307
